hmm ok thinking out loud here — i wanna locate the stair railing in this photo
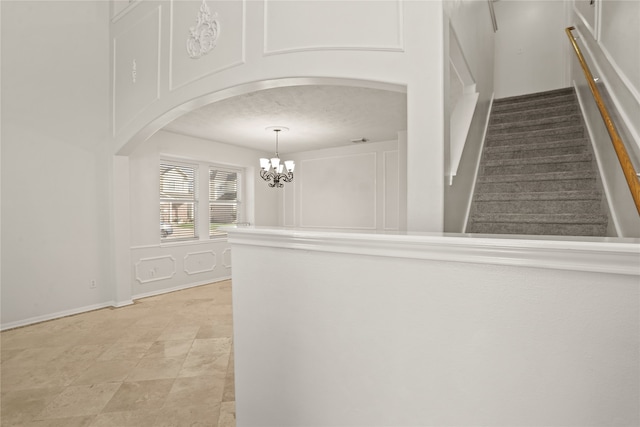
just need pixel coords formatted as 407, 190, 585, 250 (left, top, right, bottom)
565, 26, 640, 215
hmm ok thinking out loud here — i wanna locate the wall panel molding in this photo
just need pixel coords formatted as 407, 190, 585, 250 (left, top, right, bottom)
184, 250, 217, 275
135, 255, 176, 283
300, 153, 377, 230
113, 5, 162, 136
112, 0, 143, 23
222, 248, 232, 269
263, 0, 404, 55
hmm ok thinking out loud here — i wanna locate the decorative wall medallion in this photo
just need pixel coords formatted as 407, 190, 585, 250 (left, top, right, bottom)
186, 0, 220, 59
132, 59, 137, 83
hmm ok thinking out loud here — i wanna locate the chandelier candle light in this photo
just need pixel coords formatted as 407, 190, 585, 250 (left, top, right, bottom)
260, 127, 295, 187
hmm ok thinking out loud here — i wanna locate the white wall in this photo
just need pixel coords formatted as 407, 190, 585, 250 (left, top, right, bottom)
443, 0, 495, 232
281, 140, 401, 231
570, 1, 640, 237
230, 228, 639, 426
128, 130, 278, 297
493, 0, 570, 98
1, 1, 112, 328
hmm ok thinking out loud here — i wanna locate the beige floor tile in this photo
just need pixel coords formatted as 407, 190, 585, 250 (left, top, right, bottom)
101, 379, 174, 413
183, 298, 216, 309
217, 401, 236, 427
116, 327, 165, 343
109, 305, 153, 320
208, 314, 234, 326
53, 344, 110, 364
157, 325, 201, 341
89, 408, 160, 427
0, 387, 65, 426
0, 330, 73, 351
144, 339, 193, 359
178, 352, 229, 378
130, 314, 174, 329
126, 357, 185, 381
25, 330, 85, 349
71, 359, 140, 385
1, 346, 69, 369
1, 360, 94, 391
153, 403, 221, 427
194, 326, 217, 339
78, 328, 127, 346
0, 348, 23, 365
20, 415, 96, 427
188, 338, 232, 356
194, 323, 233, 339
36, 383, 121, 419
164, 375, 224, 408
1, 282, 236, 427
222, 360, 235, 403
97, 341, 153, 361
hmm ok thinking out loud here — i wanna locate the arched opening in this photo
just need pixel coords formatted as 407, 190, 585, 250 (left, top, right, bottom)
117, 76, 408, 303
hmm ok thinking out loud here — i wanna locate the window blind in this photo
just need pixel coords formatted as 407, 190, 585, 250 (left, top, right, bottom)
209, 168, 239, 237
160, 162, 197, 240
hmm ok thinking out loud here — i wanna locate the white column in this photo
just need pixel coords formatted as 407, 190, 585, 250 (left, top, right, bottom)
111, 155, 133, 307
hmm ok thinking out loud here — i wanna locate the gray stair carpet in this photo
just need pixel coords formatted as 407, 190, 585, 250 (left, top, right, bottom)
467, 87, 609, 236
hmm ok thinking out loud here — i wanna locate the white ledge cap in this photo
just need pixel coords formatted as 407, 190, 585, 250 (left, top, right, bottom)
226, 227, 640, 276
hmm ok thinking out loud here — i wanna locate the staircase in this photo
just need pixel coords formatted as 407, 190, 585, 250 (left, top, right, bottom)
467, 87, 609, 236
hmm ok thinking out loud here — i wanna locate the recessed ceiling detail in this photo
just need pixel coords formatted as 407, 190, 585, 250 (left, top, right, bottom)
163, 85, 407, 154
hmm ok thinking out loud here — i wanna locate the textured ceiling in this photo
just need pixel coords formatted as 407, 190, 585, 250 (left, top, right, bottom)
163, 85, 407, 154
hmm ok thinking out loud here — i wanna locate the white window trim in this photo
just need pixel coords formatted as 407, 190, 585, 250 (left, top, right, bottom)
159, 156, 246, 244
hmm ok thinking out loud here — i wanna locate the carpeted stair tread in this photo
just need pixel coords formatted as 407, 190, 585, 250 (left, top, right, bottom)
470, 213, 607, 224
493, 87, 575, 106
483, 153, 593, 175
484, 153, 592, 167
486, 125, 585, 145
467, 222, 607, 236
488, 114, 583, 135
467, 87, 609, 236
483, 160, 592, 176
472, 199, 604, 214
474, 190, 602, 202
492, 94, 576, 114
476, 179, 597, 194
478, 170, 595, 184
485, 138, 588, 154
491, 103, 579, 125
484, 139, 589, 160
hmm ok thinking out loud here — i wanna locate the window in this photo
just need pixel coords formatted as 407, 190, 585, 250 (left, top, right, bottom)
160, 162, 197, 240
209, 167, 241, 238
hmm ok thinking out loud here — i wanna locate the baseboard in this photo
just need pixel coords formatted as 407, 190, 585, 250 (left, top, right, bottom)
0, 278, 232, 331
131, 276, 231, 301
1, 301, 116, 331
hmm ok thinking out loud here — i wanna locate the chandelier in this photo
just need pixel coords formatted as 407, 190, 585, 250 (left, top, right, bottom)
259, 127, 295, 188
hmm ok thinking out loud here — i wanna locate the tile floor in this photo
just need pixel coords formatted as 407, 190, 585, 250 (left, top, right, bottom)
0, 280, 235, 427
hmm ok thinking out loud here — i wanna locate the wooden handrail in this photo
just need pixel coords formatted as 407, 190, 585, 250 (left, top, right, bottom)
565, 26, 640, 215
